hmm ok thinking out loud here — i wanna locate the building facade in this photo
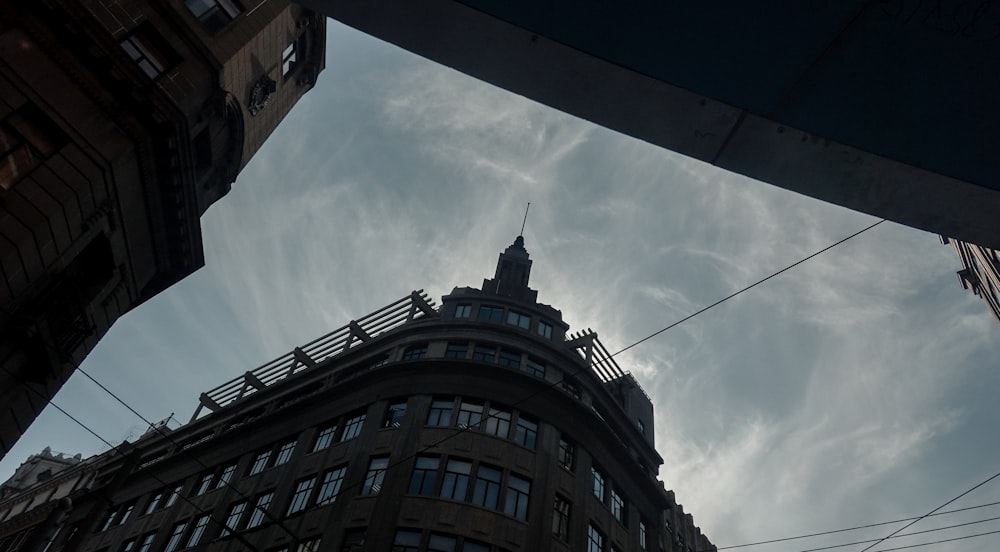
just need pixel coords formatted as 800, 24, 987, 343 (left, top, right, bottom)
0, 0, 326, 457
7, 237, 714, 552
942, 237, 1000, 327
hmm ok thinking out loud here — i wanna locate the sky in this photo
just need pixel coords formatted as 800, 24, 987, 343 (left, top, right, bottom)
5, 17, 1000, 552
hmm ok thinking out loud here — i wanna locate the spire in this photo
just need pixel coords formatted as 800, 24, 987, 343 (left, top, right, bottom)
482, 235, 537, 302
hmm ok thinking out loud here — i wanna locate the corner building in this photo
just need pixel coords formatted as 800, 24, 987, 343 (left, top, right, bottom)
47, 238, 715, 552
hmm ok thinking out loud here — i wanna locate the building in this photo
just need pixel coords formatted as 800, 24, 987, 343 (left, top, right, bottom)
942, 237, 1000, 326
0, 0, 326, 458
5, 237, 715, 551
301, 0, 1000, 248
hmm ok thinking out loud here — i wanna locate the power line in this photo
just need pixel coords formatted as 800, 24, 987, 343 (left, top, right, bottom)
792, 514, 1000, 552
610, 219, 885, 358
869, 528, 1000, 552
715, 500, 1000, 550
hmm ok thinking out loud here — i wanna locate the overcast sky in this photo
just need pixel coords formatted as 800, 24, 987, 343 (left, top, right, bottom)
5, 18, 1000, 552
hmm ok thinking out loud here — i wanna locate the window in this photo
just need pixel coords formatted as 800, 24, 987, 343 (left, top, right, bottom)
506, 310, 531, 329
223, 501, 247, 535
553, 496, 571, 541
164, 520, 187, 552
165, 484, 183, 507
120, 28, 173, 79
287, 478, 316, 515
363, 457, 389, 495
514, 416, 537, 449
99, 510, 116, 532
591, 467, 606, 502
408, 456, 439, 495
187, 515, 210, 548
137, 533, 156, 552
588, 524, 604, 552
298, 538, 322, 552
637, 419, 645, 435
402, 344, 427, 360
428, 534, 457, 552
477, 305, 504, 322
498, 349, 521, 368
611, 489, 625, 524
118, 503, 135, 525
457, 401, 484, 429
282, 42, 297, 77
393, 530, 421, 552
274, 441, 296, 465
444, 342, 468, 359
455, 304, 472, 318
217, 463, 237, 489
427, 399, 454, 426
193, 473, 214, 495
504, 475, 530, 520
317, 466, 347, 505
471, 344, 496, 362
639, 521, 648, 550
558, 438, 575, 470
247, 491, 273, 528
523, 357, 545, 378
121, 538, 136, 552
249, 451, 271, 475
463, 541, 490, 552
440, 459, 471, 500
313, 425, 337, 451
0, 105, 64, 190
384, 401, 407, 428
341, 413, 366, 440
143, 492, 162, 515
184, 0, 241, 31
471, 465, 502, 509
484, 407, 511, 438
538, 321, 553, 339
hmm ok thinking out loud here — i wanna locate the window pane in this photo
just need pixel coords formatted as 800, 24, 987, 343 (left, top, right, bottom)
249, 451, 271, 475
362, 457, 389, 495
504, 475, 530, 520
313, 425, 337, 451
408, 456, 439, 495
514, 417, 537, 449
187, 515, 211, 548
471, 465, 502, 509
427, 399, 454, 426
456, 402, 483, 429
287, 478, 316, 515
317, 466, 347, 505
274, 441, 296, 465
484, 408, 510, 438
247, 492, 273, 528
385, 402, 407, 428
341, 414, 366, 440
440, 459, 471, 500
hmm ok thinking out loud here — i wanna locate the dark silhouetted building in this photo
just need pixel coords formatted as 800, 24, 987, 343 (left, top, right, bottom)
1, 238, 715, 551
0, 0, 326, 458
942, 237, 1000, 327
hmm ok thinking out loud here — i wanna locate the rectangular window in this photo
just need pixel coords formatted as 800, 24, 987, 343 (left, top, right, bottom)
427, 399, 454, 426
217, 463, 237, 489
471, 344, 496, 362
193, 473, 213, 496
444, 342, 468, 359
611, 489, 625, 524
538, 321, 553, 339
591, 467, 605, 502
99, 510, 116, 532
143, 492, 162, 515
504, 474, 530, 520
248, 451, 271, 475
558, 438, 575, 470
514, 416, 537, 449
165, 484, 183, 507
313, 425, 337, 451
428, 534, 457, 552
523, 357, 545, 378
463, 541, 490, 552
484, 408, 511, 438
506, 310, 531, 329
455, 304, 472, 318
408, 456, 439, 495
440, 459, 471, 501
362, 457, 389, 495
223, 501, 247, 535
393, 530, 421, 552
588, 524, 604, 552
118, 503, 135, 525
298, 538, 322, 552
164, 520, 187, 552
498, 349, 521, 368
553, 496, 571, 541
639, 521, 648, 550
456, 401, 484, 429
317, 466, 347, 505
477, 305, 504, 322
287, 478, 316, 515
247, 491, 273, 528
341, 413, 366, 441
184, 0, 242, 32
402, 344, 427, 360
120, 34, 168, 78
137, 533, 156, 552
637, 419, 645, 435
274, 441, 296, 465
471, 465, 502, 509
187, 515, 211, 548
122, 538, 136, 552
384, 401, 407, 428
282, 42, 297, 77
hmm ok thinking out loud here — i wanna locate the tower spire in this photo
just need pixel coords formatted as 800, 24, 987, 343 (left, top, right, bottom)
482, 235, 537, 302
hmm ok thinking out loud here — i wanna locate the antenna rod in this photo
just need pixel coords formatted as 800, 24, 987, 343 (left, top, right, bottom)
520, 202, 531, 235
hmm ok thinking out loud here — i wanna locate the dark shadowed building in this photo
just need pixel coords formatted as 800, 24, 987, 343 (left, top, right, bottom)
1, 238, 715, 552
0, 0, 326, 458
942, 237, 1000, 327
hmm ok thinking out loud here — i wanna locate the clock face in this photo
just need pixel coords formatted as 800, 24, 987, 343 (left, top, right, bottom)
248, 76, 276, 116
